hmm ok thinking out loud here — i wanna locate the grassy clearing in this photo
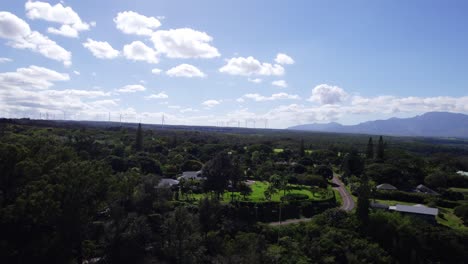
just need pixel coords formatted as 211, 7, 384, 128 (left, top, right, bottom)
273, 148, 284, 153
334, 189, 342, 206
191, 181, 333, 203
437, 207, 468, 231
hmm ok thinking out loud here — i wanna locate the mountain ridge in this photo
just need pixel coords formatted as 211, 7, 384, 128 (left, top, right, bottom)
288, 112, 468, 138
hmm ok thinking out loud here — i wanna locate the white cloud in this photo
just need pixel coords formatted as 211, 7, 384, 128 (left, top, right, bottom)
0, 57, 12, 63
180, 107, 198, 113
73, 70, 80, 75
275, 53, 294, 65
25, 1, 93, 38
248, 78, 262, 84
151, 28, 220, 58
0, 65, 69, 89
202, 99, 221, 108
166, 64, 205, 78
0, 12, 72, 66
114, 11, 161, 36
309, 84, 348, 105
117, 84, 146, 93
242, 92, 300, 102
272, 80, 288, 88
219, 56, 284, 76
83, 38, 119, 59
145, 92, 168, 99
123, 41, 158, 63
151, 68, 162, 75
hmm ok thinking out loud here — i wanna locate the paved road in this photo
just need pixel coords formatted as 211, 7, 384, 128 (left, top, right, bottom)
332, 174, 355, 211
268, 175, 354, 226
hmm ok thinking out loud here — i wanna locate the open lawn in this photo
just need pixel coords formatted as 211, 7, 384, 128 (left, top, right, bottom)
437, 207, 468, 231
190, 181, 333, 203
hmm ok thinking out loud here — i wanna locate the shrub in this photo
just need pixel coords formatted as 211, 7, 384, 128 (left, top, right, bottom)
281, 193, 309, 202
454, 204, 468, 224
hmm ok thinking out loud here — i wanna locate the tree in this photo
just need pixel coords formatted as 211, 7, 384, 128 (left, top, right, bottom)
135, 123, 143, 151
314, 164, 333, 180
341, 150, 364, 178
356, 174, 370, 225
366, 137, 374, 159
424, 171, 447, 188
376, 136, 384, 161
238, 182, 252, 200
299, 139, 305, 157
270, 174, 289, 196
203, 152, 234, 199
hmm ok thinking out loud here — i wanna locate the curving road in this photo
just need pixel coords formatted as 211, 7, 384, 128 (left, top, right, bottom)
269, 174, 354, 226
332, 174, 355, 211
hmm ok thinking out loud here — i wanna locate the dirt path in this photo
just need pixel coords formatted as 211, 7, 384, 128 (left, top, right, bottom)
268, 174, 354, 226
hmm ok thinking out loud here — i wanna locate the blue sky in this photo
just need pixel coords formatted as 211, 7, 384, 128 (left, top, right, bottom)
1, 0, 467, 128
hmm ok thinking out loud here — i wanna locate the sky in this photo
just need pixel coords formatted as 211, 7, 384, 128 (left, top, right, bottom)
0, 0, 468, 128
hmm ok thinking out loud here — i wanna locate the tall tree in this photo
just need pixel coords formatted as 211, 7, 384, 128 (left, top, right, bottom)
299, 139, 305, 157
135, 123, 143, 151
366, 137, 374, 159
203, 152, 234, 199
376, 136, 384, 161
356, 174, 370, 225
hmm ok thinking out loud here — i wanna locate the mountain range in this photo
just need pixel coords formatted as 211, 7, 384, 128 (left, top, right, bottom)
288, 112, 468, 138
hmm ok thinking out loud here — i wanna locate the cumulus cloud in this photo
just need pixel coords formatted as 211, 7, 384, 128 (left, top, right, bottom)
145, 92, 168, 99
0, 66, 114, 119
275, 53, 294, 65
83, 38, 119, 59
166, 64, 205, 78
114, 11, 161, 36
117, 84, 146, 93
25, 1, 93, 38
151, 68, 162, 75
241, 92, 300, 102
73, 70, 80, 75
0, 65, 69, 89
0, 57, 12, 63
272, 80, 287, 88
309, 84, 348, 105
219, 56, 284, 76
202, 99, 221, 108
0, 12, 72, 66
123, 41, 158, 63
151, 28, 220, 59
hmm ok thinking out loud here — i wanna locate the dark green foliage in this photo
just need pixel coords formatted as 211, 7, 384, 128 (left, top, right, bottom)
356, 174, 370, 225
0, 120, 467, 263
454, 204, 468, 224
376, 135, 385, 161
342, 149, 365, 178
314, 164, 333, 180
366, 137, 374, 159
299, 138, 305, 157
281, 193, 309, 201
424, 170, 447, 188
203, 152, 234, 199
135, 123, 143, 151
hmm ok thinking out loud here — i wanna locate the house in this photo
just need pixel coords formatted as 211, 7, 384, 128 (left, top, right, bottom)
415, 184, 439, 195
376, 183, 398, 191
389, 204, 438, 223
157, 178, 179, 188
456, 171, 468, 177
178, 170, 205, 181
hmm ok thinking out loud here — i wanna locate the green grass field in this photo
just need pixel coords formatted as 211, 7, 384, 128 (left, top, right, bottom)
190, 181, 333, 203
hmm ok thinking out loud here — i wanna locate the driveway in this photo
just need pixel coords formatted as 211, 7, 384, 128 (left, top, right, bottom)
332, 174, 355, 211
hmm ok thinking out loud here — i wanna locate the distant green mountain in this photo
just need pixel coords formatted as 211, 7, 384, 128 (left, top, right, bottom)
288, 112, 468, 138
